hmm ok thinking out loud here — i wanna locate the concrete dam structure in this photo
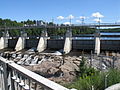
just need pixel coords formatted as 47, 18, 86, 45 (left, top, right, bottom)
4, 34, 120, 55
1, 29, 120, 55
8, 38, 120, 50
1, 23, 120, 55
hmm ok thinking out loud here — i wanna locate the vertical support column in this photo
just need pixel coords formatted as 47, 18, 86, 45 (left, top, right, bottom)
15, 30, 26, 51
0, 30, 9, 49
63, 29, 72, 54
0, 37, 6, 49
94, 32, 100, 55
15, 37, 25, 51
37, 30, 48, 52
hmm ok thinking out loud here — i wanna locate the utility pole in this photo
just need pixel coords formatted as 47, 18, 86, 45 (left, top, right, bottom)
90, 50, 93, 67
4, 22, 6, 37
69, 17, 72, 37
97, 17, 101, 33
80, 16, 85, 33
81, 16, 85, 25
52, 18, 54, 24
105, 73, 109, 88
69, 17, 72, 26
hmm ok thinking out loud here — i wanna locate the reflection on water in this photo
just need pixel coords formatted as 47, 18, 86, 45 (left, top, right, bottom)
51, 32, 120, 40
73, 32, 120, 40
73, 37, 94, 40
73, 37, 120, 40
101, 32, 120, 35
101, 37, 120, 40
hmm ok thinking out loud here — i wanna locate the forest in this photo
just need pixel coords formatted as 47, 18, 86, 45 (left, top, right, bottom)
0, 18, 120, 37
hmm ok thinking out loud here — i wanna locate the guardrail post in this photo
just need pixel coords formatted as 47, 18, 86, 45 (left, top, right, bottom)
2, 62, 8, 90
10, 70, 15, 90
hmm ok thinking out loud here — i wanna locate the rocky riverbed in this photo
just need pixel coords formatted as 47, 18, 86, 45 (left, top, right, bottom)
1, 49, 120, 84
23, 54, 81, 84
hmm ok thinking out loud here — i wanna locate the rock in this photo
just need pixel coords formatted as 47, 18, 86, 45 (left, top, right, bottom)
112, 52, 116, 56
17, 53, 81, 83
116, 52, 120, 57
47, 67, 59, 75
76, 58, 81, 61
73, 61, 80, 66
60, 60, 79, 72
25, 61, 61, 77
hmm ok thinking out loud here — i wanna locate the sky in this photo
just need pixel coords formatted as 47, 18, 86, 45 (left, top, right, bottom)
0, 0, 120, 24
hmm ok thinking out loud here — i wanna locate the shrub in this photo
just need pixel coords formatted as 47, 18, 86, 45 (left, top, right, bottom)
65, 56, 120, 90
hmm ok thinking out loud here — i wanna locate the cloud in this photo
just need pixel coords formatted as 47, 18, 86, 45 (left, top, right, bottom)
76, 20, 81, 23
66, 14, 74, 19
116, 20, 120, 23
57, 14, 75, 20
57, 16, 64, 20
92, 12, 104, 18
79, 16, 86, 19
93, 18, 102, 22
63, 22, 70, 25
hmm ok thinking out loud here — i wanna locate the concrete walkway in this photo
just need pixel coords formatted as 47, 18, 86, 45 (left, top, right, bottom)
105, 83, 120, 90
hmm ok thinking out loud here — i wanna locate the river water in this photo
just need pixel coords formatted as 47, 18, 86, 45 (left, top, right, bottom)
73, 32, 120, 40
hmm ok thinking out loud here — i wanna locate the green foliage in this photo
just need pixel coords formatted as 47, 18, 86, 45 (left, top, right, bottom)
72, 27, 96, 35
100, 28, 120, 32
66, 68, 120, 90
0, 18, 120, 37
64, 56, 120, 90
9, 29, 20, 37
25, 28, 42, 36
66, 73, 104, 90
47, 28, 66, 36
78, 56, 87, 77
77, 56, 98, 78
107, 69, 120, 87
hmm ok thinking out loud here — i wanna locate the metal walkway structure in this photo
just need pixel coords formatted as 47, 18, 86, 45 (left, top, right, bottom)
0, 56, 74, 90
0, 23, 120, 30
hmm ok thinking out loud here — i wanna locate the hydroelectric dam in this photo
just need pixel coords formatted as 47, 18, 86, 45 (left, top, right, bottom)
1, 31, 120, 56
0, 23, 120, 90
1, 23, 120, 55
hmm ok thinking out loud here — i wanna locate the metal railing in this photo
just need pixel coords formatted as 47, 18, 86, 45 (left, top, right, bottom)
0, 56, 74, 90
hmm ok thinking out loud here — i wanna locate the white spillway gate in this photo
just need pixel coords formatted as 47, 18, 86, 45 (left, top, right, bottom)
0, 56, 75, 90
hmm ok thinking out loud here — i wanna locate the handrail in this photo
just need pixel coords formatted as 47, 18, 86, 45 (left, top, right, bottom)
0, 56, 75, 90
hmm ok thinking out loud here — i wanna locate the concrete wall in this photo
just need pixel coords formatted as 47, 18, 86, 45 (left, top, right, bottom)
8, 39, 18, 48
101, 40, 120, 51
47, 39, 64, 50
25, 39, 39, 49
72, 40, 95, 50
7, 38, 120, 51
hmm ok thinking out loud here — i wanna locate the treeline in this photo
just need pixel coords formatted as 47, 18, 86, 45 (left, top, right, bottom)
100, 28, 120, 32
1, 18, 119, 37
0, 18, 96, 37
0, 18, 23, 27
